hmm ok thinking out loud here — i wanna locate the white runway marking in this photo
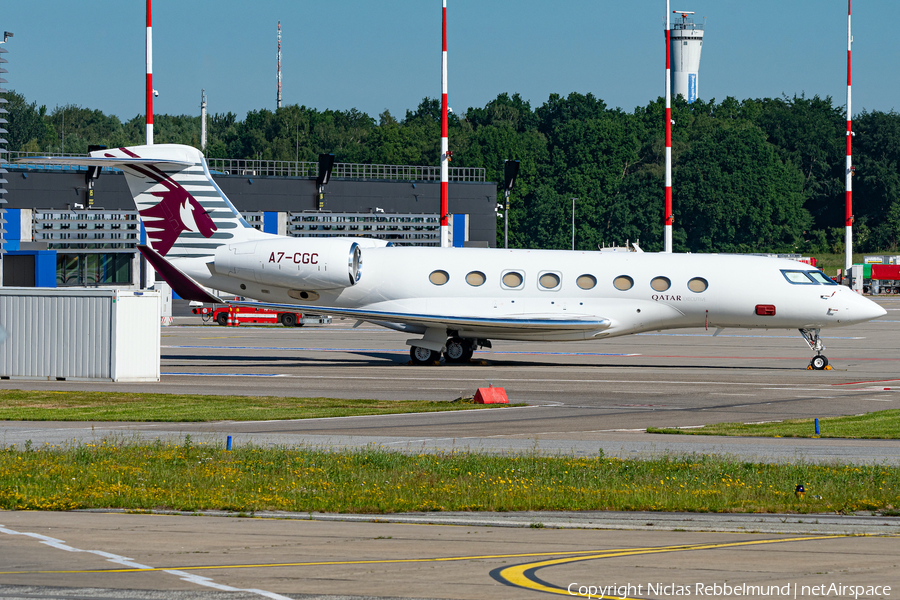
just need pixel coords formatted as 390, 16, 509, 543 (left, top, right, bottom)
160, 373, 834, 388
417, 387, 473, 391
761, 388, 838, 392
0, 524, 292, 600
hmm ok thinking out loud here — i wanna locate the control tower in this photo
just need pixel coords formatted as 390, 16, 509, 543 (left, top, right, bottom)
669, 11, 704, 103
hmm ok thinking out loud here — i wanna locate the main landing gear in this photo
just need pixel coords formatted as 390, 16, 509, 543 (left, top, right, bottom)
799, 328, 831, 370
409, 336, 487, 366
409, 345, 440, 365
443, 337, 476, 363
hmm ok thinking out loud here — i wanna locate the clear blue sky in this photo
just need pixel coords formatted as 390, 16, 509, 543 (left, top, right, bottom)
3, 1, 898, 121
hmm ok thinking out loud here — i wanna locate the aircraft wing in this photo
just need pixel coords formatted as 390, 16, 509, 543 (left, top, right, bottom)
230, 300, 611, 332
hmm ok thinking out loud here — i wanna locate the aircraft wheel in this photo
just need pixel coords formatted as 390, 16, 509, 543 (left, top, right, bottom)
410, 346, 438, 365
443, 337, 470, 363
810, 355, 829, 370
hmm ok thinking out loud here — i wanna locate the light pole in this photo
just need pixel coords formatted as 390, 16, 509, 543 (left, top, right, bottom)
503, 160, 519, 249
503, 191, 509, 249
844, 0, 853, 285
571, 198, 578, 250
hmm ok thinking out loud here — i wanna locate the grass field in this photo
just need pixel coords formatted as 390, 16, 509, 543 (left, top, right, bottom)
1, 441, 896, 514
647, 410, 900, 439
813, 252, 856, 276
813, 252, 890, 277
0, 390, 507, 422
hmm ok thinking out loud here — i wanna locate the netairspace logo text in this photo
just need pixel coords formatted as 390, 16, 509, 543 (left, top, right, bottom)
567, 582, 891, 599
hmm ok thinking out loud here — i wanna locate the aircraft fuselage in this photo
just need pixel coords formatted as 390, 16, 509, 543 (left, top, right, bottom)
181, 244, 883, 342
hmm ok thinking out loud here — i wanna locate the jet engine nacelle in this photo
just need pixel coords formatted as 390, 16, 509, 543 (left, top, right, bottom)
214, 238, 362, 290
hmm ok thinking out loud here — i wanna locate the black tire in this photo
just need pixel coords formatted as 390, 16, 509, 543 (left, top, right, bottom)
280, 313, 296, 327
443, 337, 471, 363
410, 346, 437, 365
216, 312, 228, 326
811, 355, 829, 370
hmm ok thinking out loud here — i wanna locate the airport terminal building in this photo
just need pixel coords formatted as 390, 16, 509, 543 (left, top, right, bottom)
1, 154, 498, 289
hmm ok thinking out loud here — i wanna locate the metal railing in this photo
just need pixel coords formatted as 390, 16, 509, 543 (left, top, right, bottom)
672, 19, 703, 31
206, 158, 317, 178
206, 158, 485, 182
331, 162, 485, 182
10, 151, 487, 183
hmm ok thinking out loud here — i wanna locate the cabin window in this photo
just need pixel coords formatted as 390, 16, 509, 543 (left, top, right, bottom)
781, 270, 817, 285
466, 271, 486, 287
577, 274, 597, 290
687, 277, 708, 293
501, 270, 524, 289
650, 276, 671, 292
807, 270, 838, 285
429, 270, 450, 285
538, 272, 561, 290
613, 275, 634, 291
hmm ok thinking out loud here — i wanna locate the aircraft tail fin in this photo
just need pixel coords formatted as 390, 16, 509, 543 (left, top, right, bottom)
88, 144, 264, 259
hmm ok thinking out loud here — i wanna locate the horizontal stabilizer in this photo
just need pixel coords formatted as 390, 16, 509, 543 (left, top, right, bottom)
230, 300, 611, 332
137, 244, 223, 304
15, 156, 193, 168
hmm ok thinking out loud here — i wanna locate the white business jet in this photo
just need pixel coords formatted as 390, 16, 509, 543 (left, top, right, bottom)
24, 144, 886, 369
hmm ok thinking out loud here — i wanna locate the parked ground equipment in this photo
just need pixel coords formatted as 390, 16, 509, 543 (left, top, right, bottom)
192, 305, 331, 327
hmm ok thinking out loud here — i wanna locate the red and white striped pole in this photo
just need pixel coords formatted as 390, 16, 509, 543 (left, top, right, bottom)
277, 21, 282, 109
844, 0, 853, 283
146, 0, 153, 145
440, 0, 450, 248
664, 0, 673, 253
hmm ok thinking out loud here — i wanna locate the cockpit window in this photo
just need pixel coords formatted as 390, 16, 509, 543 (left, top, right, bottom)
781, 270, 817, 284
807, 270, 838, 285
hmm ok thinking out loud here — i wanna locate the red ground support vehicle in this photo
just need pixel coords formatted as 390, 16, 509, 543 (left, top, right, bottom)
192, 305, 306, 327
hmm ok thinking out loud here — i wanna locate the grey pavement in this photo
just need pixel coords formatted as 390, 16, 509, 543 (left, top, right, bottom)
1, 512, 898, 600
2, 299, 900, 599
2, 297, 900, 464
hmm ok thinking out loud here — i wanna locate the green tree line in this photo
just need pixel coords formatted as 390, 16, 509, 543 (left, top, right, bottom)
6, 90, 899, 253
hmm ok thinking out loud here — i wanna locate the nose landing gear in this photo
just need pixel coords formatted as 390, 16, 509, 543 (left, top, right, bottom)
809, 354, 829, 370
799, 328, 832, 370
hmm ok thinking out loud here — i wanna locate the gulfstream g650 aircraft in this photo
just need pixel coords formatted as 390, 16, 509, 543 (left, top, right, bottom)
26, 144, 886, 368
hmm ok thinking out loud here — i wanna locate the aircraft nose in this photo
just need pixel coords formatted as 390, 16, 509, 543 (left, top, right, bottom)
850, 294, 887, 322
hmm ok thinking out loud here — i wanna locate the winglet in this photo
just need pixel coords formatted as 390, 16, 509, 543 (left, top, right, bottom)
137, 244, 223, 304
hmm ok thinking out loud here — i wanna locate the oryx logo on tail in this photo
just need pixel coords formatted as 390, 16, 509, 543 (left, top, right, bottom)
112, 148, 218, 256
